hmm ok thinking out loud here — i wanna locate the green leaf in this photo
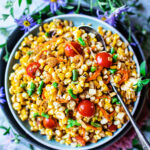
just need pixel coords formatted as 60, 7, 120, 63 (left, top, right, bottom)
3, 127, 10, 135
63, 6, 74, 9
0, 126, 7, 130
10, 7, 14, 17
141, 79, 150, 85
18, 0, 23, 6
55, 10, 65, 15
140, 61, 146, 77
136, 85, 143, 92
26, 0, 32, 5
2, 14, 9, 21
0, 43, 6, 48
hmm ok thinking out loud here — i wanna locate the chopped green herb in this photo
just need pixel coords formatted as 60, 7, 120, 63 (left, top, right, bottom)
116, 101, 121, 105
90, 66, 97, 72
52, 82, 58, 88
76, 144, 81, 147
68, 88, 77, 99
33, 112, 39, 118
37, 80, 44, 95
72, 69, 78, 81
45, 32, 49, 37
27, 51, 33, 55
112, 97, 118, 103
41, 112, 49, 119
113, 54, 118, 62
27, 82, 36, 96
91, 122, 100, 127
78, 37, 86, 46
109, 69, 117, 74
66, 119, 81, 128
134, 78, 150, 92
65, 109, 69, 115
140, 61, 146, 77
110, 47, 115, 54
72, 81, 79, 84
20, 83, 27, 88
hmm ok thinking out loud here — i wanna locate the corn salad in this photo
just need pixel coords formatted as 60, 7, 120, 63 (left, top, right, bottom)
9, 19, 139, 147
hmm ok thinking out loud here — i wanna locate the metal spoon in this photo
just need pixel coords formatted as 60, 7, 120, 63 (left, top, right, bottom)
79, 25, 150, 150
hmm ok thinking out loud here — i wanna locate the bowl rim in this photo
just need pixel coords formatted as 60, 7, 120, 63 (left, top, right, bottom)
5, 14, 141, 150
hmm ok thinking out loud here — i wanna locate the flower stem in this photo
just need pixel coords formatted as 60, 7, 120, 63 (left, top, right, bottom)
75, 0, 81, 14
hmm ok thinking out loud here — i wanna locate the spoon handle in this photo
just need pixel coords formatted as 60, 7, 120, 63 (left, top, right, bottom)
111, 84, 150, 150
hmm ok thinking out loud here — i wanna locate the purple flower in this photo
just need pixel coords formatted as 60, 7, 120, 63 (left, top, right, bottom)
43, 0, 66, 14
0, 87, 6, 104
15, 15, 37, 33
97, 5, 128, 26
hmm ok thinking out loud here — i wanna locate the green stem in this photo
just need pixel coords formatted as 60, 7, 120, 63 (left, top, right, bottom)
97, 0, 105, 12
108, 0, 114, 11
90, 0, 93, 14
75, 0, 81, 14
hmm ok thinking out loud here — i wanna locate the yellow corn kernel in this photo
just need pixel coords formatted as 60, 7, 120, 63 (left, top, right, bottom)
85, 83, 89, 87
110, 66, 117, 69
94, 80, 100, 88
73, 88, 78, 94
20, 55, 29, 64
58, 73, 65, 81
79, 80, 84, 87
105, 131, 113, 136
64, 20, 69, 26
85, 52, 90, 58
48, 67, 54, 74
57, 29, 63, 35
65, 72, 72, 78
44, 65, 50, 71
106, 30, 112, 36
77, 85, 83, 93
15, 51, 20, 59
64, 79, 71, 85
96, 90, 102, 97
13, 102, 21, 111
114, 75, 120, 83
71, 63, 76, 69
81, 65, 88, 72
102, 84, 109, 92
97, 76, 102, 81
13, 64, 20, 70
98, 26, 104, 36
56, 38, 64, 45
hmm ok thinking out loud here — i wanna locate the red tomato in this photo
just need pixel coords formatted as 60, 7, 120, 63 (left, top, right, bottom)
26, 62, 40, 78
65, 42, 82, 57
96, 52, 112, 68
108, 124, 117, 131
75, 136, 86, 146
43, 118, 56, 129
77, 100, 95, 117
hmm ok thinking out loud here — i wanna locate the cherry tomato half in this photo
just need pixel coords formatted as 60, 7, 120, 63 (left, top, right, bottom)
43, 118, 56, 129
96, 52, 112, 68
65, 42, 82, 57
75, 136, 86, 146
77, 100, 95, 117
26, 62, 40, 78
108, 124, 117, 131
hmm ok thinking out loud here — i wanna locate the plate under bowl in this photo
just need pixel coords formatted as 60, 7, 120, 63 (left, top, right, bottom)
5, 14, 141, 150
